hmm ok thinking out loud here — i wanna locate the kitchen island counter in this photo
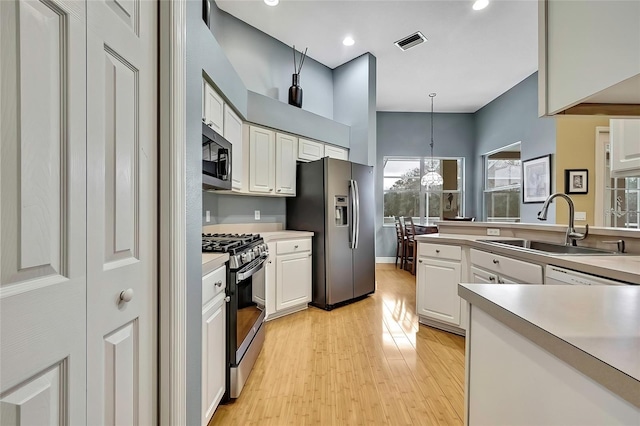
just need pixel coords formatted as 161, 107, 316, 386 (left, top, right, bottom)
459, 283, 640, 423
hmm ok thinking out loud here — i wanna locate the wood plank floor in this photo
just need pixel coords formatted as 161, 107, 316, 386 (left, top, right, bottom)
211, 264, 465, 425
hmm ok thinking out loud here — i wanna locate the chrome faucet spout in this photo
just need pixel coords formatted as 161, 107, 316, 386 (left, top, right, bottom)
537, 192, 588, 245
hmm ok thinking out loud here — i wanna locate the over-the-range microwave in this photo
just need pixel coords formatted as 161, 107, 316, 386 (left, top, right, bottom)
202, 122, 232, 190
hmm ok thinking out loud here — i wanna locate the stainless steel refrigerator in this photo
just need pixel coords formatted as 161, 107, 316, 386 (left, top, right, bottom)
286, 157, 375, 309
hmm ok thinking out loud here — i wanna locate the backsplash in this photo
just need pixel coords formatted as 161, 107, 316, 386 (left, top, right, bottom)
203, 192, 287, 226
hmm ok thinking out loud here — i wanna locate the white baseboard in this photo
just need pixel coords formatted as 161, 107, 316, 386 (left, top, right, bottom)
376, 257, 396, 264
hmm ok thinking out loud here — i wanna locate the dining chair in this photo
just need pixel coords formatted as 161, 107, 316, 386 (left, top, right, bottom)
394, 216, 405, 269
403, 216, 418, 275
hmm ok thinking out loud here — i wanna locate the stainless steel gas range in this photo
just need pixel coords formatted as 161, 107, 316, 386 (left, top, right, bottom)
202, 233, 268, 401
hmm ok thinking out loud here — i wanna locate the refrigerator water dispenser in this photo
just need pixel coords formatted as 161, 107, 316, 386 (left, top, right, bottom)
335, 196, 348, 226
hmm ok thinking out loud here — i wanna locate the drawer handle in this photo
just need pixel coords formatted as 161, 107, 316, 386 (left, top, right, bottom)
294, 245, 299, 249
492, 259, 499, 264
489, 276, 496, 282
435, 249, 440, 253
214, 281, 223, 287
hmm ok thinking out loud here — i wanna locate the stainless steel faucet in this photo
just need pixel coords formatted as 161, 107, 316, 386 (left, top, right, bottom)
537, 193, 588, 246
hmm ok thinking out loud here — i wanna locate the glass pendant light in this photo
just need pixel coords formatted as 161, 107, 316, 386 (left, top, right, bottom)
421, 93, 444, 188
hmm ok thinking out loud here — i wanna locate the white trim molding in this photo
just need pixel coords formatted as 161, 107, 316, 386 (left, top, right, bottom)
594, 126, 609, 227
159, 0, 187, 424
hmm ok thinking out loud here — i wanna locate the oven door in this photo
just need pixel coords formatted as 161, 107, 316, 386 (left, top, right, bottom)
230, 256, 266, 365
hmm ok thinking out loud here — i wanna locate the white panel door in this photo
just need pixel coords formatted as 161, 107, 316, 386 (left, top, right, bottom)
470, 266, 498, 284
224, 105, 243, 190
205, 82, 224, 135
324, 145, 349, 160
86, 0, 157, 424
275, 133, 297, 195
276, 252, 312, 311
249, 126, 275, 194
610, 119, 640, 177
416, 258, 461, 326
201, 297, 226, 426
0, 0, 86, 423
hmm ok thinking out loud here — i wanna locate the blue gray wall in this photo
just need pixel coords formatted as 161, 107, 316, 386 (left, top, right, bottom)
376, 112, 476, 257
203, 192, 287, 225
334, 53, 377, 166
474, 73, 557, 223
210, 5, 334, 119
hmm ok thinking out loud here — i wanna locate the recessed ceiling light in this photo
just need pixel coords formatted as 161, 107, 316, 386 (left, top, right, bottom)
264, 0, 279, 6
343, 36, 355, 46
472, 0, 489, 10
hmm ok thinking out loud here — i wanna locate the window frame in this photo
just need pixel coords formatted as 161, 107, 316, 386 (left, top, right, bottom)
383, 155, 465, 226
482, 142, 522, 222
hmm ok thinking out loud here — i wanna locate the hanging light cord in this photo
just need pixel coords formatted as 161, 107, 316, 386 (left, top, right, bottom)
429, 92, 436, 166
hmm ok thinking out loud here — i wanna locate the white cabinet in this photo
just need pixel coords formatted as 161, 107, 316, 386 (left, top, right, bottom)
298, 138, 324, 162
324, 144, 348, 161
470, 249, 543, 284
249, 126, 276, 194
201, 265, 226, 426
265, 237, 312, 320
248, 125, 297, 196
203, 80, 224, 134
224, 105, 243, 190
275, 133, 297, 195
416, 243, 465, 334
538, 0, 640, 116
610, 119, 640, 177
470, 266, 497, 284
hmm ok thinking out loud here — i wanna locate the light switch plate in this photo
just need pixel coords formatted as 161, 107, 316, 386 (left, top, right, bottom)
205, 210, 210, 222
575, 211, 586, 221
254, 210, 260, 220
487, 228, 501, 236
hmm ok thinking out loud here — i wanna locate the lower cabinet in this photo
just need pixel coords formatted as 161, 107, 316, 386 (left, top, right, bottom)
265, 237, 312, 320
470, 249, 543, 284
416, 243, 466, 335
202, 265, 226, 426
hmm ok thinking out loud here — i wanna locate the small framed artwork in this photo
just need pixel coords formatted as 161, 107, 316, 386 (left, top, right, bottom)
565, 169, 588, 194
522, 154, 552, 203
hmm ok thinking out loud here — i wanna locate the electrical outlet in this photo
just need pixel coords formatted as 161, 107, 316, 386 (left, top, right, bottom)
486, 228, 501, 236
575, 211, 586, 221
205, 210, 210, 223
254, 210, 260, 220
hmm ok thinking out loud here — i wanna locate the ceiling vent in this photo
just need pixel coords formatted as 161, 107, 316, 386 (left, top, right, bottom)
394, 31, 427, 51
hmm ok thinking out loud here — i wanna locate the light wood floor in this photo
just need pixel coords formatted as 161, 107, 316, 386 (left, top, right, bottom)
211, 264, 465, 425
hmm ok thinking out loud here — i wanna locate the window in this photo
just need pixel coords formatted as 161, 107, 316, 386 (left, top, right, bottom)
383, 156, 464, 225
483, 143, 521, 222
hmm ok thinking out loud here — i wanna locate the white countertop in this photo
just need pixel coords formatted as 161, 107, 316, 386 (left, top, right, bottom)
202, 253, 229, 277
416, 233, 640, 285
458, 284, 640, 408
257, 230, 314, 242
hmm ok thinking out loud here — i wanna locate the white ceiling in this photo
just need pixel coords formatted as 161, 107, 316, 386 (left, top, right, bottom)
216, 0, 539, 113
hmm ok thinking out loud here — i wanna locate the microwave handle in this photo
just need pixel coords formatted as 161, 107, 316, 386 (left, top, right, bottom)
218, 148, 230, 178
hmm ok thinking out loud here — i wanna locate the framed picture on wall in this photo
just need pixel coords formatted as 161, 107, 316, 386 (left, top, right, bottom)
522, 154, 552, 203
565, 169, 588, 194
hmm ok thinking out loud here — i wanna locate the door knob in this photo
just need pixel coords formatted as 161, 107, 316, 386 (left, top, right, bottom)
418, 260, 423, 263
492, 259, 499, 264
225, 296, 231, 303
215, 281, 223, 287
119, 288, 134, 302
435, 249, 440, 253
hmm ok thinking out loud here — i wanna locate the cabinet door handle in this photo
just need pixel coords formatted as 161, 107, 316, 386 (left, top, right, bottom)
269, 188, 273, 192
492, 259, 499, 264
214, 281, 223, 287
418, 260, 423, 263
294, 245, 299, 249
489, 276, 496, 282
119, 288, 134, 303
277, 189, 282, 192
435, 249, 440, 253
224, 296, 231, 303
498, 278, 504, 284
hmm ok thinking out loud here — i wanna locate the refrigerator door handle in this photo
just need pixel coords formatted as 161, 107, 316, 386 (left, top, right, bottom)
353, 179, 360, 249
349, 180, 357, 249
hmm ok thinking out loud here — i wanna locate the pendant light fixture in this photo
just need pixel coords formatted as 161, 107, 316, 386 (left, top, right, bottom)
421, 93, 444, 188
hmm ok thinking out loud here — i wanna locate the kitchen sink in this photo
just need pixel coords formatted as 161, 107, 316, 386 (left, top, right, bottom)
478, 239, 619, 256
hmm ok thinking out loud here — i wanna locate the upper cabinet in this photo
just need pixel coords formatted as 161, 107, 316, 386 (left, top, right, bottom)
610, 119, 640, 177
248, 125, 297, 196
324, 145, 348, 161
538, 0, 640, 116
298, 138, 349, 162
223, 105, 243, 190
203, 80, 225, 133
